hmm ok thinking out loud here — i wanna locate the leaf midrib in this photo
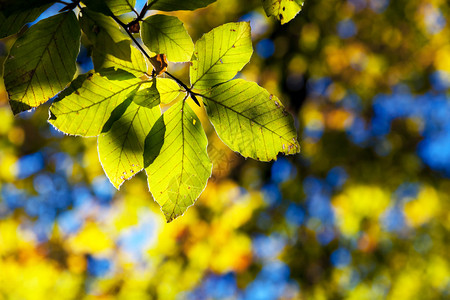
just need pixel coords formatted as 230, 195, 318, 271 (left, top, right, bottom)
168, 100, 187, 220
191, 25, 248, 88
144, 17, 190, 56
202, 91, 294, 144
15, 12, 71, 102
54, 80, 141, 115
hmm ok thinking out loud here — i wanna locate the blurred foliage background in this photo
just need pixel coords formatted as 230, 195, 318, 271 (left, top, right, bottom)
1, 0, 450, 299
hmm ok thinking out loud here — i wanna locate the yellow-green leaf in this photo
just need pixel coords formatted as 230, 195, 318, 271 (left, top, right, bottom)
105, 0, 136, 15
147, 0, 216, 11
156, 78, 182, 104
130, 78, 181, 108
190, 22, 253, 90
203, 79, 300, 161
0, 5, 50, 38
82, 0, 136, 16
141, 14, 194, 62
93, 45, 148, 79
80, 8, 131, 61
4, 11, 80, 114
262, 0, 305, 25
49, 72, 142, 137
98, 99, 160, 189
144, 100, 212, 222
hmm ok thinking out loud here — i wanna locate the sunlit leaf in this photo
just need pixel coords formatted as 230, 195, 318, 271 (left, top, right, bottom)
156, 78, 182, 104
203, 79, 300, 161
262, 0, 305, 25
141, 14, 194, 62
147, 0, 216, 11
106, 0, 136, 15
49, 72, 142, 137
98, 99, 160, 189
80, 8, 131, 61
131, 78, 181, 107
0, 5, 50, 38
190, 22, 253, 90
130, 80, 160, 108
3, 11, 80, 115
83, 0, 137, 16
144, 100, 212, 222
93, 45, 148, 79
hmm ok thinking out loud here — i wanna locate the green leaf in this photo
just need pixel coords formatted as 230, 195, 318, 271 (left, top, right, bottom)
190, 22, 253, 90
147, 0, 216, 11
80, 8, 131, 61
98, 98, 160, 189
144, 100, 212, 222
156, 78, 182, 104
131, 80, 160, 108
0, 0, 55, 17
262, 0, 305, 25
141, 14, 194, 62
104, 0, 136, 15
130, 78, 181, 108
203, 79, 300, 161
49, 72, 142, 137
3, 11, 81, 115
92, 45, 148, 79
82, 0, 136, 16
0, 5, 50, 39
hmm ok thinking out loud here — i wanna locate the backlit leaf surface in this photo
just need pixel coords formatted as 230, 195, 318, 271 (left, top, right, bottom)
147, 0, 216, 11
141, 14, 194, 62
131, 78, 181, 108
104, 0, 136, 15
145, 100, 212, 222
49, 72, 141, 137
80, 8, 131, 61
93, 45, 148, 79
190, 22, 252, 90
4, 12, 80, 114
98, 99, 160, 189
204, 79, 300, 161
156, 78, 182, 104
0, 5, 50, 38
262, 0, 305, 24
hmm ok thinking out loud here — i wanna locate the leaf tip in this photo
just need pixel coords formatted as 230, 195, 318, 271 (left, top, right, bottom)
48, 110, 57, 121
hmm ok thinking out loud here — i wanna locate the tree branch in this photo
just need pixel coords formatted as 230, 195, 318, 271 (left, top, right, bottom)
111, 10, 202, 106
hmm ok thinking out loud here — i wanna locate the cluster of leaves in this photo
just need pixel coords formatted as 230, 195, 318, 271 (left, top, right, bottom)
1, 0, 450, 298
0, 0, 303, 221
